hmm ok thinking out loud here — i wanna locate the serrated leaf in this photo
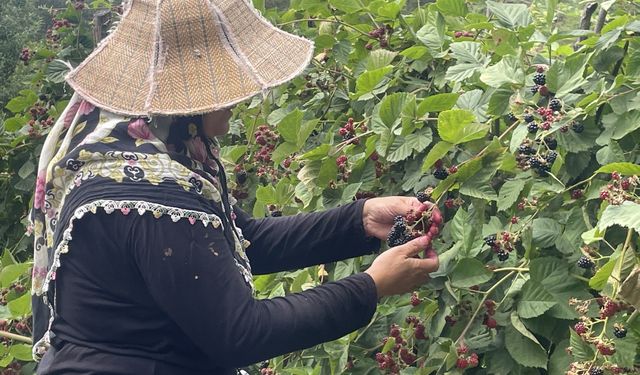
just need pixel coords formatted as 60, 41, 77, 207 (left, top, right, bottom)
505, 316, 548, 369
480, 56, 525, 88
590, 256, 616, 290
277, 109, 304, 144
9, 344, 32, 361
372, 93, 412, 133
497, 179, 526, 211
7, 293, 30, 317
328, 0, 361, 13
597, 111, 640, 146
436, 0, 467, 16
386, 131, 432, 162
367, 49, 398, 70
353, 66, 393, 99
518, 280, 557, 318
619, 266, 640, 310
417, 93, 459, 115
532, 218, 563, 248
486, 1, 532, 28
459, 179, 497, 200
569, 330, 594, 361
546, 53, 590, 97
0, 264, 31, 288
597, 201, 640, 233
595, 162, 640, 176
421, 141, 453, 172
437, 109, 488, 144
450, 258, 492, 288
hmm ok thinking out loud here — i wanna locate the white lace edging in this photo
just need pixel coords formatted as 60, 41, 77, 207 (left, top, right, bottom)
32, 199, 256, 361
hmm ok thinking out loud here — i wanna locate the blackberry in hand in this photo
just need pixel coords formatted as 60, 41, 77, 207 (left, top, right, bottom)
497, 251, 509, 261
589, 368, 604, 375
533, 73, 546, 85
416, 191, 429, 203
527, 122, 539, 133
523, 113, 534, 123
572, 122, 584, 133
549, 98, 562, 111
613, 326, 627, 338
577, 256, 594, 269
434, 168, 449, 180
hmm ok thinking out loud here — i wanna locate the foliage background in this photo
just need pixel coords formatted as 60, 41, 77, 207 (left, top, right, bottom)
0, 0, 639, 374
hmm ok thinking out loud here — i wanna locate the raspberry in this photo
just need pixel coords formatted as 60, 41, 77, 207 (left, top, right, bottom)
577, 256, 594, 269
389, 324, 401, 337
597, 342, 616, 355
456, 358, 469, 369
497, 251, 509, 261
574, 322, 588, 335
365, 43, 373, 50
572, 122, 584, 133
600, 190, 610, 201
549, 98, 562, 111
527, 122, 539, 133
523, 113, 535, 123
457, 345, 468, 355
434, 168, 449, 180
533, 73, 546, 85
405, 315, 418, 325
613, 326, 627, 338
611, 171, 621, 181
416, 191, 429, 203
399, 348, 417, 364
589, 368, 604, 375
536, 66, 545, 73
540, 121, 551, 130
544, 136, 557, 150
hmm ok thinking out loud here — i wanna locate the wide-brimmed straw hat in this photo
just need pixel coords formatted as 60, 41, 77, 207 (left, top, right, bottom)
65, 0, 314, 116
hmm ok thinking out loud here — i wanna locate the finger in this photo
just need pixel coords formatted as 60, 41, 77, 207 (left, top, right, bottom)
412, 252, 440, 273
396, 235, 430, 257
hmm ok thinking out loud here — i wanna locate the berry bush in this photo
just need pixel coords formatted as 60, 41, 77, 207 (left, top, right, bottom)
1, 0, 640, 374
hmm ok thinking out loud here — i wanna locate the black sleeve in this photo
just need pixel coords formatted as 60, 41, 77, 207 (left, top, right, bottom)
234, 199, 381, 274
131, 214, 378, 368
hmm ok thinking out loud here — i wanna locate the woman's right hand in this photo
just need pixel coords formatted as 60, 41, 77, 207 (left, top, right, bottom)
365, 236, 439, 298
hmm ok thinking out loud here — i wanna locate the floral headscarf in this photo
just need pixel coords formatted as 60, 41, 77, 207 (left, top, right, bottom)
29, 93, 252, 360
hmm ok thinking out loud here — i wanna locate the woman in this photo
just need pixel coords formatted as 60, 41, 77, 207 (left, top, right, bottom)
30, 1, 440, 374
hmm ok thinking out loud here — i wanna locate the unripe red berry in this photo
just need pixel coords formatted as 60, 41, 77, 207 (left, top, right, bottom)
456, 358, 469, 369
574, 322, 587, 335
511, 216, 519, 224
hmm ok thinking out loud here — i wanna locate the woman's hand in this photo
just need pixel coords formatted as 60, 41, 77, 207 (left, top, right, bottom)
365, 236, 439, 298
362, 196, 440, 240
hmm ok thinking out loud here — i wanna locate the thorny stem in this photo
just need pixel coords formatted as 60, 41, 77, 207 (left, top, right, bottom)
0, 330, 33, 344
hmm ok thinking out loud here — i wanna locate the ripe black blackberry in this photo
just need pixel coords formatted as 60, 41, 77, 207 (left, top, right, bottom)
549, 98, 562, 111
518, 144, 534, 155
387, 217, 410, 247
434, 168, 449, 180
577, 256, 594, 269
613, 326, 627, 338
533, 73, 546, 85
527, 122, 539, 133
544, 136, 557, 150
416, 191, 429, 203
497, 251, 509, 261
507, 113, 517, 122
530, 85, 540, 94
572, 122, 584, 133
236, 170, 248, 185
484, 235, 497, 247
545, 151, 558, 164
523, 113, 534, 123
589, 368, 604, 375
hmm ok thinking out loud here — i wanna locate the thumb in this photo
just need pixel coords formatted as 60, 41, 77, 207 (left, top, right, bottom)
397, 235, 430, 257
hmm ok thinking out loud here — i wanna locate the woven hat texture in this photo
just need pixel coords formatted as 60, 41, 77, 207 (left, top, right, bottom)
66, 0, 314, 116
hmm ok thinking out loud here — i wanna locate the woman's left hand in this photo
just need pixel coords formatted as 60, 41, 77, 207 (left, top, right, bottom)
362, 196, 440, 240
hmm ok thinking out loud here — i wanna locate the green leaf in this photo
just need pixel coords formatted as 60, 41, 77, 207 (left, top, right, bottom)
459, 179, 497, 201
5, 90, 37, 114
436, 0, 467, 17
532, 218, 563, 248
518, 280, 557, 318
3, 116, 26, 132
597, 111, 640, 145
590, 256, 616, 290
372, 93, 413, 133
450, 258, 492, 288
400, 46, 429, 59
0, 263, 31, 288
255, 185, 277, 204
497, 179, 526, 212
353, 66, 393, 99
486, 0, 532, 28
387, 130, 432, 162
598, 201, 640, 234
609, 328, 637, 368
17, 160, 35, 180
569, 330, 594, 361
297, 119, 319, 148
595, 162, 640, 176
417, 93, 459, 115
421, 141, 453, 172
7, 293, 30, 317
480, 56, 525, 88
301, 144, 330, 160
437, 109, 488, 144
277, 109, 304, 144
367, 49, 398, 70
46, 59, 71, 83
272, 142, 298, 165
504, 314, 548, 369
341, 183, 362, 201
328, 0, 361, 13
9, 344, 32, 361
546, 53, 590, 97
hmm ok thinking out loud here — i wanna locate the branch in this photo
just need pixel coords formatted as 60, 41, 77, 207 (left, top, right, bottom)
0, 330, 33, 344
594, 8, 607, 34
574, 2, 598, 49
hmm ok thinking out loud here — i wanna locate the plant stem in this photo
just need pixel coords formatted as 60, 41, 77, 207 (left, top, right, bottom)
492, 267, 529, 273
0, 330, 33, 344
278, 18, 371, 38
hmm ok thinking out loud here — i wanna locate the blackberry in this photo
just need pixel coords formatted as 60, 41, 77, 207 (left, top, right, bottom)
613, 326, 627, 338
577, 256, 594, 269
572, 122, 584, 133
530, 85, 540, 94
546, 151, 558, 164
497, 251, 509, 261
434, 168, 449, 180
507, 113, 517, 122
527, 122, 539, 133
529, 157, 542, 169
549, 98, 562, 111
387, 218, 409, 247
533, 73, 546, 85
416, 191, 429, 203
484, 235, 497, 247
235, 170, 248, 185
589, 368, 604, 375
536, 164, 551, 176
518, 144, 534, 155
523, 113, 535, 123
544, 137, 557, 150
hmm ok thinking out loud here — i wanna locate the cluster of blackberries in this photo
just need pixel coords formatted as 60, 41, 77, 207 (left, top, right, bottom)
366, 25, 393, 50
253, 125, 279, 163
589, 368, 604, 375
387, 216, 418, 247
19, 48, 32, 64
337, 118, 364, 144
577, 256, 594, 269
484, 232, 514, 261
516, 144, 557, 177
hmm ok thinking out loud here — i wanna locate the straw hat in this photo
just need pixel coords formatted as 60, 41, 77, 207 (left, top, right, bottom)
66, 0, 314, 116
